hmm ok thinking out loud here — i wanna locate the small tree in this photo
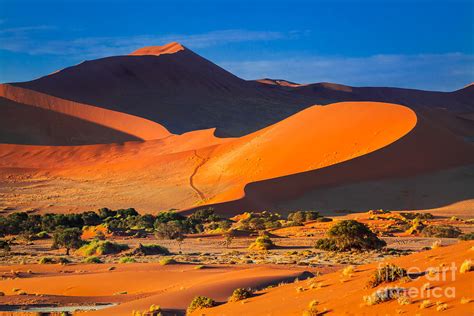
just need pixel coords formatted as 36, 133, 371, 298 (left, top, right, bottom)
52, 227, 83, 255
223, 230, 236, 249
155, 221, 186, 249
315, 220, 386, 252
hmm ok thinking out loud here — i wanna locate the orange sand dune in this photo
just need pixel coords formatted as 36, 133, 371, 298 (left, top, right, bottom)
0, 101, 418, 213
129, 41, 185, 56
0, 84, 170, 145
0, 263, 308, 315
197, 241, 474, 316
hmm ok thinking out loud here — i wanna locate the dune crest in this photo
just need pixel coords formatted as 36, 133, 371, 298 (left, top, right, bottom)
129, 42, 185, 56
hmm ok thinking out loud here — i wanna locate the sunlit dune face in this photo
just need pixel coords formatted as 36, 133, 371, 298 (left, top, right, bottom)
195, 102, 417, 203
129, 42, 185, 56
0, 100, 417, 213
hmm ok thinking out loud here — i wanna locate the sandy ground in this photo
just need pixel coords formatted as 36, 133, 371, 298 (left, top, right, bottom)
196, 241, 474, 316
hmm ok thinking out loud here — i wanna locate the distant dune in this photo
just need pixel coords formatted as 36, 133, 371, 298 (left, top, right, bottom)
1, 42, 473, 215
12, 43, 474, 137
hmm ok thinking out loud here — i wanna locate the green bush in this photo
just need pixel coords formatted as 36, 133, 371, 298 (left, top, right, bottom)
248, 235, 275, 251
288, 211, 321, 224
39, 257, 55, 264
315, 220, 386, 252
367, 264, 407, 288
85, 256, 102, 264
187, 296, 215, 314
119, 256, 136, 264
78, 240, 129, 256
314, 238, 338, 251
422, 225, 462, 238
159, 257, 177, 265
0, 240, 10, 252
132, 243, 170, 256
459, 232, 474, 241
228, 288, 253, 302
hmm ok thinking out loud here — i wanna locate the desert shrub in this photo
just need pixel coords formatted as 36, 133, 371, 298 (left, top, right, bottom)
248, 235, 275, 251
35, 231, 50, 239
78, 240, 129, 256
459, 232, 474, 240
159, 257, 177, 265
52, 227, 84, 255
422, 225, 461, 238
154, 211, 185, 224
238, 211, 281, 231
119, 256, 136, 264
367, 264, 407, 288
288, 211, 321, 224
58, 257, 71, 264
187, 296, 215, 314
314, 238, 338, 251
85, 256, 102, 264
0, 240, 10, 252
81, 211, 101, 226
405, 218, 425, 235
315, 220, 386, 252
189, 208, 220, 223
39, 257, 55, 264
460, 259, 473, 274
400, 212, 434, 220
302, 300, 319, 316
363, 287, 406, 305
155, 221, 186, 240
132, 243, 170, 256
228, 288, 253, 302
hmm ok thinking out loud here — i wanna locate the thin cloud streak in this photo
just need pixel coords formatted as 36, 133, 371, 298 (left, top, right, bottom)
0, 28, 302, 58
219, 53, 474, 91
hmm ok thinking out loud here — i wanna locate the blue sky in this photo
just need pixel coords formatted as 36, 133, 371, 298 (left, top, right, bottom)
0, 0, 473, 91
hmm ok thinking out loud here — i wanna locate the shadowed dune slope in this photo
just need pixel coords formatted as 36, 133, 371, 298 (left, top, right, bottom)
12, 43, 474, 137
0, 84, 170, 145
0, 102, 420, 213
197, 111, 474, 216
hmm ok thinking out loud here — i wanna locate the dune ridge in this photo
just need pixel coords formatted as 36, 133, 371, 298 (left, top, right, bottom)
0, 84, 170, 144
129, 41, 185, 56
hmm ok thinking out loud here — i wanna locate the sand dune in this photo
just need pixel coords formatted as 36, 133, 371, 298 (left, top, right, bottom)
0, 101, 428, 214
13, 42, 473, 137
0, 263, 309, 315
196, 241, 474, 315
0, 84, 170, 145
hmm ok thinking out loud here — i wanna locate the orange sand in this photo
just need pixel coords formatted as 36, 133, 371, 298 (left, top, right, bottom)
0, 100, 418, 213
129, 42, 185, 56
196, 241, 474, 315
0, 264, 308, 315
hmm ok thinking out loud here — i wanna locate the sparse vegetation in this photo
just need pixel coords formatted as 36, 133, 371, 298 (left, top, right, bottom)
78, 239, 129, 256
315, 220, 386, 252
159, 257, 177, 265
422, 225, 462, 238
119, 256, 136, 264
132, 243, 170, 256
84, 256, 102, 264
367, 264, 407, 288
460, 259, 472, 274
459, 232, 474, 240
228, 287, 253, 302
363, 287, 406, 305
187, 296, 215, 314
302, 299, 319, 316
248, 235, 275, 251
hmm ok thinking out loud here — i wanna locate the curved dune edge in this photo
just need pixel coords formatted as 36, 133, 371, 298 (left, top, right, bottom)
0, 84, 171, 141
193, 101, 418, 206
193, 242, 474, 316
0, 101, 419, 213
0, 264, 309, 315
